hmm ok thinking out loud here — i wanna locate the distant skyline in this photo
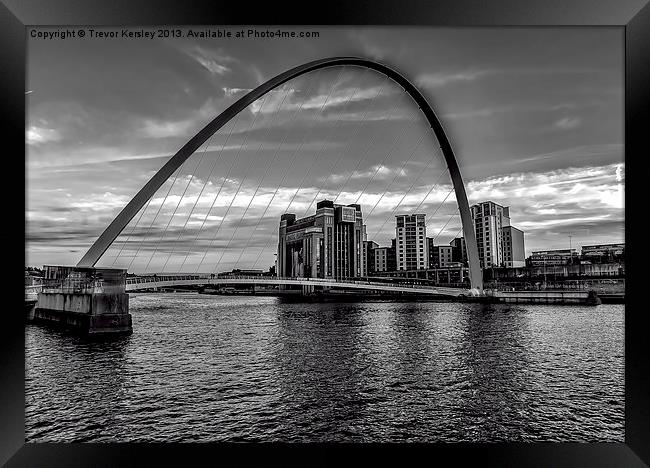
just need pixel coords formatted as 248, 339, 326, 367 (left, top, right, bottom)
26, 26, 624, 272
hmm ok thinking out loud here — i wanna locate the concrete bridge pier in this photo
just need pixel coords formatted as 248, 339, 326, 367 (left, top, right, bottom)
34, 266, 132, 335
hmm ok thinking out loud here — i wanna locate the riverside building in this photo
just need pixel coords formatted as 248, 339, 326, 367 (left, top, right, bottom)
527, 249, 578, 267
449, 237, 468, 265
362, 240, 379, 276
395, 214, 427, 271
427, 238, 453, 268
471, 201, 525, 268
371, 240, 396, 273
502, 226, 526, 268
277, 200, 366, 280
581, 243, 625, 261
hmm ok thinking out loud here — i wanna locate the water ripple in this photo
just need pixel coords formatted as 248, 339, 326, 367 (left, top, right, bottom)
25, 294, 624, 442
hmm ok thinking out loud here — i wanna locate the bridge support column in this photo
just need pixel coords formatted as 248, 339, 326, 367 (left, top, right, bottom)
34, 266, 132, 335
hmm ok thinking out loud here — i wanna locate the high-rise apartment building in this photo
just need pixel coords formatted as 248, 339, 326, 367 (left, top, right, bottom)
278, 200, 365, 280
395, 214, 427, 270
470, 201, 525, 268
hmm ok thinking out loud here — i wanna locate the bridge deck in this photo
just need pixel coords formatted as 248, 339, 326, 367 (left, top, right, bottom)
125, 276, 470, 297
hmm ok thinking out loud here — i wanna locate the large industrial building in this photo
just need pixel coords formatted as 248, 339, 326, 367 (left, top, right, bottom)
277, 200, 366, 280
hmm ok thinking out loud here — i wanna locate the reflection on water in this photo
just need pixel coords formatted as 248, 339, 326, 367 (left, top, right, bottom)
454, 305, 534, 441
25, 329, 133, 442
26, 294, 624, 442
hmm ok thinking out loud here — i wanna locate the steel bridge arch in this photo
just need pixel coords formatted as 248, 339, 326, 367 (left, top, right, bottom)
77, 57, 483, 291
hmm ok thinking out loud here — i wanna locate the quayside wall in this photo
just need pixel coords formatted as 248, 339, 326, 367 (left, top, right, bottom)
484, 290, 601, 305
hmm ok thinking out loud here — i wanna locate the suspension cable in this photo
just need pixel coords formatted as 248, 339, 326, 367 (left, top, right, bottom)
127, 161, 188, 272
368, 166, 448, 243
143, 153, 204, 273
252, 68, 356, 268
281, 67, 364, 216
177, 115, 242, 272
335, 94, 409, 207
217, 86, 295, 271
359, 132, 426, 219
431, 212, 458, 244
110, 192, 154, 266
330, 79, 396, 205
194, 91, 274, 273
302, 74, 387, 217
231, 74, 321, 269
158, 129, 220, 273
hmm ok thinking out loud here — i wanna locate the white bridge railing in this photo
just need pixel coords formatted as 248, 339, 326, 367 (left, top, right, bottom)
26, 275, 471, 297
127, 274, 435, 288
125, 275, 471, 296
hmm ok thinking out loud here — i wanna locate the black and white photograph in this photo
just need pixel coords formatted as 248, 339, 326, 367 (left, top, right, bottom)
24, 25, 626, 444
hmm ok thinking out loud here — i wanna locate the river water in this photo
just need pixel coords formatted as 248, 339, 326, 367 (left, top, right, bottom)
25, 294, 624, 442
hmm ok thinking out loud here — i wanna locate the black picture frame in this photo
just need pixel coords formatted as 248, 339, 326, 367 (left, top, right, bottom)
3, 0, 648, 465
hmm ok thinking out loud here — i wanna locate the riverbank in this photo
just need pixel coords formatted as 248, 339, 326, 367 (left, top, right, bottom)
197, 288, 609, 305
484, 289, 602, 306
597, 294, 625, 304
199, 289, 460, 303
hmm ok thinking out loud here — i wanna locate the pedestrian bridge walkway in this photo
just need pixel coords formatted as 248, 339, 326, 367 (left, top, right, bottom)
126, 275, 474, 297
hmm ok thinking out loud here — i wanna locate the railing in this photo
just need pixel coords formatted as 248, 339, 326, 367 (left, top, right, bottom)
28, 274, 466, 297
41, 278, 108, 294
37, 266, 127, 294
126, 274, 208, 284
25, 280, 104, 297
126, 275, 464, 292
25, 284, 41, 301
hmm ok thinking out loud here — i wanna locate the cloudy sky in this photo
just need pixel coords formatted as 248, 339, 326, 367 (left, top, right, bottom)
26, 27, 624, 273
